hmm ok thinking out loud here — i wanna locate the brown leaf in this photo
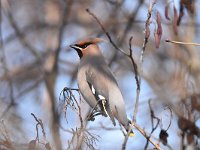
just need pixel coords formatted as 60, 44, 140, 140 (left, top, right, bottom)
181, 0, 194, 14
154, 29, 159, 48
187, 133, 194, 144
45, 142, 52, 150
159, 130, 168, 145
165, 4, 170, 20
191, 95, 200, 112
28, 140, 37, 150
173, 5, 178, 35
178, 117, 200, 137
157, 11, 162, 41
157, 11, 161, 26
177, 3, 184, 26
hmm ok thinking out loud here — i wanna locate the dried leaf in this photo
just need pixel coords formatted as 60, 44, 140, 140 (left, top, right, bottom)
173, 5, 178, 35
157, 11, 162, 42
181, 0, 194, 14
177, 4, 184, 26
28, 140, 37, 150
154, 28, 159, 48
178, 117, 200, 137
45, 142, 52, 150
154, 11, 162, 49
187, 133, 194, 144
191, 94, 200, 112
165, 4, 170, 20
159, 130, 168, 145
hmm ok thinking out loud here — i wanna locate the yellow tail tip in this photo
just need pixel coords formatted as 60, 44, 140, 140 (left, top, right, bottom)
128, 132, 135, 137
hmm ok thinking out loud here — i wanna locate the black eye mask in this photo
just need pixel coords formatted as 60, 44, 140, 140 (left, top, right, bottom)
76, 42, 92, 49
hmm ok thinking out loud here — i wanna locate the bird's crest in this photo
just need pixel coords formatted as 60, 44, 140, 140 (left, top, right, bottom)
75, 38, 106, 47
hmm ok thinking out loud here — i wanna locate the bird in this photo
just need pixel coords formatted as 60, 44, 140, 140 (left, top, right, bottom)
70, 38, 134, 137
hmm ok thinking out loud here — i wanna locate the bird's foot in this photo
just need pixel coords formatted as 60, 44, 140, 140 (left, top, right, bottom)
87, 111, 99, 121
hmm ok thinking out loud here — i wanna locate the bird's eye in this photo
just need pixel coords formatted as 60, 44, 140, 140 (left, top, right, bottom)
82, 44, 88, 48
82, 43, 91, 49
80, 42, 92, 49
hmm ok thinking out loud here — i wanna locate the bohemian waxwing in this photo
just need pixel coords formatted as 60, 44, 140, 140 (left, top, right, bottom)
70, 38, 134, 137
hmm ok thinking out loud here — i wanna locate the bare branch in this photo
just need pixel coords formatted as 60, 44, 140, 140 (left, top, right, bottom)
31, 113, 47, 141
144, 100, 160, 149
166, 39, 200, 46
133, 0, 158, 122
86, 8, 128, 56
132, 122, 162, 150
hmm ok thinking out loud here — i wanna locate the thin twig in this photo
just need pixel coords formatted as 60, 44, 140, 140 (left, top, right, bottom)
128, 36, 140, 123
0, 120, 15, 150
4, 4, 41, 60
87, 3, 160, 150
144, 100, 160, 149
86, 8, 128, 56
121, 131, 129, 150
31, 113, 47, 141
132, 122, 162, 150
133, 0, 157, 122
108, 0, 144, 66
86, 8, 140, 90
86, 8, 141, 123
0, 1, 15, 118
122, 37, 140, 150
166, 39, 200, 46
128, 37, 140, 91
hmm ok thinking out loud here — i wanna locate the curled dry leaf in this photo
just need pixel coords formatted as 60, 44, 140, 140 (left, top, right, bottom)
28, 140, 37, 150
187, 133, 194, 144
173, 5, 178, 35
181, 0, 194, 14
165, 4, 170, 20
154, 11, 162, 48
159, 129, 168, 145
178, 117, 200, 137
177, 3, 184, 26
45, 142, 52, 150
154, 29, 159, 48
157, 11, 162, 39
191, 94, 200, 112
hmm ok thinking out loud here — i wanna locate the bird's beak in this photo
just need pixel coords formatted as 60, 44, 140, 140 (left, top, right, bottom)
69, 45, 82, 51
69, 44, 76, 49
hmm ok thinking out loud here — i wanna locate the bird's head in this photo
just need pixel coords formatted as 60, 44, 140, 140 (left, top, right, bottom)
70, 38, 105, 58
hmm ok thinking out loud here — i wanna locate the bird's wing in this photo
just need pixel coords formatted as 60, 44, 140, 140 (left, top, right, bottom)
86, 63, 117, 125
77, 65, 100, 110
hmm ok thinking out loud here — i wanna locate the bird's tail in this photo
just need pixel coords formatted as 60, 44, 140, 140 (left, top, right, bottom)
127, 130, 135, 137
126, 126, 134, 137
127, 120, 134, 137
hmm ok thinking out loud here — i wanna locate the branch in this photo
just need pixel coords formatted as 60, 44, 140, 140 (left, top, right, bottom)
132, 122, 162, 150
166, 39, 200, 46
86, 8, 128, 56
4, 3, 41, 60
133, 0, 158, 122
86, 8, 142, 123
144, 100, 160, 149
53, 0, 73, 72
128, 37, 140, 90
0, 0, 15, 118
31, 113, 47, 141
107, 0, 145, 66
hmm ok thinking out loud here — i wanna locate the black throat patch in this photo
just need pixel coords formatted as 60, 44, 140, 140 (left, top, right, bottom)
75, 49, 83, 58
